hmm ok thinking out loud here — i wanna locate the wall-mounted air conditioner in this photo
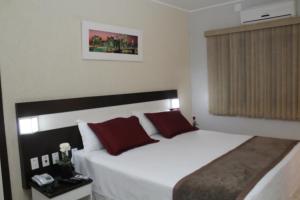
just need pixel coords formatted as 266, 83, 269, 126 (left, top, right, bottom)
240, 1, 296, 24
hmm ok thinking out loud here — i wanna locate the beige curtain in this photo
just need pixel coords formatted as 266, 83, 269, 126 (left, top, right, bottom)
207, 24, 300, 120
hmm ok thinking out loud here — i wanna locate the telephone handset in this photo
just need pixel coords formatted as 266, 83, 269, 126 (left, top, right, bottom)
32, 173, 54, 186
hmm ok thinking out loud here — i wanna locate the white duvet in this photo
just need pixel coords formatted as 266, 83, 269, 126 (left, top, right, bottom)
73, 130, 300, 200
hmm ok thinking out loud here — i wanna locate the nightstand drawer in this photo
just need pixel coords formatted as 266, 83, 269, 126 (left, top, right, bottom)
32, 183, 92, 200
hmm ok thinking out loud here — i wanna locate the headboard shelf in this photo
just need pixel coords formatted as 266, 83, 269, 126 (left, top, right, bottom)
16, 90, 177, 117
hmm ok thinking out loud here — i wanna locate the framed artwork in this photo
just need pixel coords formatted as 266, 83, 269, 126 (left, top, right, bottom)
82, 21, 143, 61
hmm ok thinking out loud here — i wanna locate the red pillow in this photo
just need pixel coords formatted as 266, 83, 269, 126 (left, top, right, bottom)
145, 111, 197, 138
88, 116, 158, 155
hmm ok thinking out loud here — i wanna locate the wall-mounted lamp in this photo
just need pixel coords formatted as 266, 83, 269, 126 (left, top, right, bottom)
19, 117, 39, 135
170, 98, 180, 110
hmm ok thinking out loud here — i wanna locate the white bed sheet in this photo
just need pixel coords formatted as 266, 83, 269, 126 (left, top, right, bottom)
73, 130, 300, 200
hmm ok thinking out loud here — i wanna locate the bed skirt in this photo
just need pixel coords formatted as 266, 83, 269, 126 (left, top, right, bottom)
93, 192, 115, 200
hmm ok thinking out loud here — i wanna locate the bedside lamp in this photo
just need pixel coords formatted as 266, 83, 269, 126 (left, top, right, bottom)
170, 98, 180, 110
19, 117, 39, 135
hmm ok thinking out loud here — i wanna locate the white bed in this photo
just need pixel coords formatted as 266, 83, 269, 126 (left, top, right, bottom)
73, 130, 300, 200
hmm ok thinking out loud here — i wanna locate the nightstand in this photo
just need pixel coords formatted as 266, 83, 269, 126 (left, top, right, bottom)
31, 178, 93, 200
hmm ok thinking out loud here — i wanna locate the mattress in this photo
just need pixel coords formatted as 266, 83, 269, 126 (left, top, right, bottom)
73, 130, 300, 200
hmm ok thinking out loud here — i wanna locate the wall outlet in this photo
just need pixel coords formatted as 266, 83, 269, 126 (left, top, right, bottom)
52, 152, 59, 165
41, 155, 50, 167
30, 157, 39, 170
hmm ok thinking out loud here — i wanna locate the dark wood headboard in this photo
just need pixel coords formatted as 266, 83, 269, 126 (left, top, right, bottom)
16, 90, 177, 189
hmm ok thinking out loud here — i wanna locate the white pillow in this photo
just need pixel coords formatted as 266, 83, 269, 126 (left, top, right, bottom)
132, 111, 159, 136
77, 120, 103, 152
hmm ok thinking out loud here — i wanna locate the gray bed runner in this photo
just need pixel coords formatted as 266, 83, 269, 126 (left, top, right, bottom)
173, 136, 298, 200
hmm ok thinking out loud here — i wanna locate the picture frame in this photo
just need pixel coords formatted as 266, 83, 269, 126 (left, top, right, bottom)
82, 21, 143, 61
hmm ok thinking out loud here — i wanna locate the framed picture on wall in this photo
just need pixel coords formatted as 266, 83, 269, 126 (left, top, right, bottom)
82, 21, 143, 61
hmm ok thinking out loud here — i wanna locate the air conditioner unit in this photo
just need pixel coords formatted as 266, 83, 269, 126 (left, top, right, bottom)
240, 1, 296, 24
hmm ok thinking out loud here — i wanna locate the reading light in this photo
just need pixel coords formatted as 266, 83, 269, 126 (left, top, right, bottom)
19, 117, 39, 135
171, 98, 180, 109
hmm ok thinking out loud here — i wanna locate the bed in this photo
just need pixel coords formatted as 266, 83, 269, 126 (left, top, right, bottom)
73, 130, 300, 200
15, 90, 300, 199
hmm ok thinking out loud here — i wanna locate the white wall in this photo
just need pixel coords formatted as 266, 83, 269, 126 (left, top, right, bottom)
189, 0, 300, 139
0, 161, 3, 200
242, 0, 292, 8
0, 0, 191, 199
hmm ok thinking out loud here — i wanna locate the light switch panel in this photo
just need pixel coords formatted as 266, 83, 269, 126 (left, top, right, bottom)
30, 157, 39, 170
52, 152, 59, 165
41, 155, 50, 167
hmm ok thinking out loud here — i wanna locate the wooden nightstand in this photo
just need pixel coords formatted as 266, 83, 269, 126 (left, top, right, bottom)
31, 178, 93, 200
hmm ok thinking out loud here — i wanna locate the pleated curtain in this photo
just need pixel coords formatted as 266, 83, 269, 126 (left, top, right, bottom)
207, 24, 300, 120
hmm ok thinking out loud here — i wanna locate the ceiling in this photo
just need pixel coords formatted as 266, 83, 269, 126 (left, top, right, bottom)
153, 0, 290, 12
